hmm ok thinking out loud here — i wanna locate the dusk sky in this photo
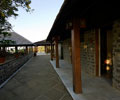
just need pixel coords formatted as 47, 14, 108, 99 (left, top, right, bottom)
9, 0, 64, 42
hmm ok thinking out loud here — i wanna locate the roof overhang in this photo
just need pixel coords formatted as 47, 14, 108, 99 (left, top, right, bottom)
34, 40, 51, 46
47, 0, 120, 41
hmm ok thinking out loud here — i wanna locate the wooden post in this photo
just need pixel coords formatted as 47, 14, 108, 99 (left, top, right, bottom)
29, 46, 31, 53
51, 43, 53, 60
53, 44, 54, 56
0, 46, 1, 51
61, 43, 64, 59
71, 19, 82, 93
15, 46, 18, 53
3, 46, 5, 51
55, 37, 59, 68
95, 29, 100, 77
35, 46, 38, 52
52, 44, 55, 58
26, 46, 28, 54
31, 46, 33, 52
32, 46, 33, 52
45, 45, 47, 53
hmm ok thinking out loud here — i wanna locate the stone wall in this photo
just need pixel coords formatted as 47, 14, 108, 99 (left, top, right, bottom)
80, 30, 96, 76
62, 39, 72, 64
112, 20, 120, 90
61, 31, 96, 75
0, 53, 33, 85
58, 43, 62, 59
80, 42, 88, 72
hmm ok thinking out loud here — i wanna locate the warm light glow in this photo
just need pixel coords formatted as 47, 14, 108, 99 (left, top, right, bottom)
84, 45, 87, 49
105, 59, 111, 65
90, 48, 93, 51
106, 66, 110, 71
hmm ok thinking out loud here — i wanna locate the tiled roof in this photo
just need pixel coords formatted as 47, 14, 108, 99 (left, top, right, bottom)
0, 32, 33, 45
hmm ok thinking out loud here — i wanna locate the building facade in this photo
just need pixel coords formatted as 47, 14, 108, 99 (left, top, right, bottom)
47, 1, 120, 93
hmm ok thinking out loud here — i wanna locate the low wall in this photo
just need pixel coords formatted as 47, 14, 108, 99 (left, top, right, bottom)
0, 53, 33, 85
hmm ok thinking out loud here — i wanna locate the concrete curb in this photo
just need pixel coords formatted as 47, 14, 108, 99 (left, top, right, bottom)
50, 60, 86, 100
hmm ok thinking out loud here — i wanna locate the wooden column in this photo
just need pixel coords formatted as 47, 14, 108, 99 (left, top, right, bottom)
53, 44, 54, 56
51, 43, 53, 60
26, 46, 28, 54
15, 46, 18, 53
61, 43, 64, 59
55, 37, 59, 68
29, 46, 31, 53
0, 46, 2, 51
3, 46, 5, 51
31, 46, 33, 52
45, 45, 47, 53
71, 19, 82, 93
95, 29, 100, 77
52, 44, 55, 58
32, 46, 34, 52
35, 46, 38, 52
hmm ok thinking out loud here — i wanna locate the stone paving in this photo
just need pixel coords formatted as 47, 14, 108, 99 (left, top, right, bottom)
0, 55, 73, 100
51, 60, 120, 100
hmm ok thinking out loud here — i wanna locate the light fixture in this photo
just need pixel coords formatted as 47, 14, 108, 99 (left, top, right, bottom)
104, 59, 111, 65
106, 66, 110, 71
83, 45, 87, 49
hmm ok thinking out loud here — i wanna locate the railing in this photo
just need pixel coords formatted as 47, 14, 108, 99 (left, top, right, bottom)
0, 53, 33, 85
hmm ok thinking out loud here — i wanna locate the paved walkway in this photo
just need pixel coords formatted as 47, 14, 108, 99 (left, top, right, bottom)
51, 60, 120, 100
0, 55, 73, 100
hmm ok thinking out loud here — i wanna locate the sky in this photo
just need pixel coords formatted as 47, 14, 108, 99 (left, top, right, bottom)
8, 0, 64, 43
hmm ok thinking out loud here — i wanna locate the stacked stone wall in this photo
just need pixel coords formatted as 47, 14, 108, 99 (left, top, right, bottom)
112, 20, 120, 90
80, 30, 96, 75
0, 53, 33, 85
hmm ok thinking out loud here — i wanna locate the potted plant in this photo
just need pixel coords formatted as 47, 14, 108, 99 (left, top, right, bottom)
14, 51, 20, 58
0, 50, 6, 63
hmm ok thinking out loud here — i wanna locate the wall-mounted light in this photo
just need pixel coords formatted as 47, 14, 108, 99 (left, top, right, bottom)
104, 58, 112, 71
83, 45, 87, 49
104, 59, 111, 65
106, 66, 110, 71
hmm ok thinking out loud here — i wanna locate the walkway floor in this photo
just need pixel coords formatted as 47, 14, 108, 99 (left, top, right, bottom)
0, 55, 73, 100
51, 60, 120, 100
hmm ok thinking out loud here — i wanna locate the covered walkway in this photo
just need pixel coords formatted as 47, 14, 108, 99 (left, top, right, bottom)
51, 60, 120, 100
0, 55, 72, 100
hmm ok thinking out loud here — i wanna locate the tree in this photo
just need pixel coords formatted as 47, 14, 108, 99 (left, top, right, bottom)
0, 31, 15, 45
0, 0, 32, 57
0, 0, 31, 20
0, 0, 32, 33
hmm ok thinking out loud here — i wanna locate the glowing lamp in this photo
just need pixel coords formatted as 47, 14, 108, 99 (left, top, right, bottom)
105, 59, 111, 65
106, 66, 110, 71
83, 45, 87, 49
